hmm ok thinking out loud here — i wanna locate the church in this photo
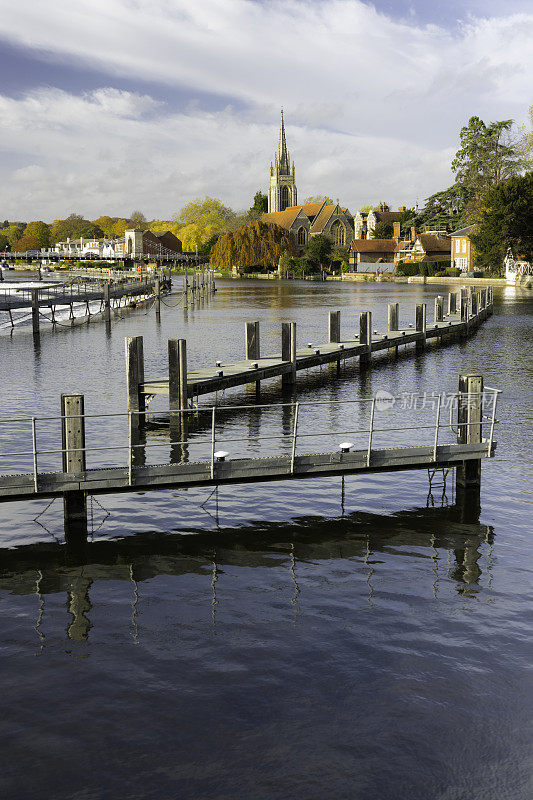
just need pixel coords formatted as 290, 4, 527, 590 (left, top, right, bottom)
262, 111, 354, 251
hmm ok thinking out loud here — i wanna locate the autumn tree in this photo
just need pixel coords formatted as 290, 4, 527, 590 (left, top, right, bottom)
210, 221, 295, 271
175, 197, 236, 252
16, 234, 40, 252
2, 224, 24, 248
303, 195, 334, 205
93, 216, 119, 238
371, 221, 394, 239
25, 221, 50, 249
130, 210, 149, 229
50, 214, 103, 244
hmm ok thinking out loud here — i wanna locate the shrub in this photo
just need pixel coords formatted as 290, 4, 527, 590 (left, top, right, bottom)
396, 261, 420, 276
446, 267, 461, 277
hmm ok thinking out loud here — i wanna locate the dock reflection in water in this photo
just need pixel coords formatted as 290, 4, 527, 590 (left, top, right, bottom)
0, 506, 494, 646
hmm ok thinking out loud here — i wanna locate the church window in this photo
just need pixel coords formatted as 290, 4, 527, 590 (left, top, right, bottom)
280, 186, 289, 211
297, 227, 307, 246
331, 219, 345, 247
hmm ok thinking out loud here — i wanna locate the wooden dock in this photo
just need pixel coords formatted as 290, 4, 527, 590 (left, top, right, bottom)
127, 286, 494, 413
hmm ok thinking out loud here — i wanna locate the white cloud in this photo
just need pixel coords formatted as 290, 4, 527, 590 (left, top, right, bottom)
0, 0, 531, 218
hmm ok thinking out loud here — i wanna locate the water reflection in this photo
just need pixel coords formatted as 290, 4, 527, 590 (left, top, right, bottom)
0, 505, 494, 647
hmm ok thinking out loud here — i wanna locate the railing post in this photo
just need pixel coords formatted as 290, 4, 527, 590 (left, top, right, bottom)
359, 311, 372, 369
433, 394, 442, 461
31, 416, 38, 492
61, 393, 88, 543
210, 406, 216, 479
415, 303, 426, 352
456, 374, 483, 501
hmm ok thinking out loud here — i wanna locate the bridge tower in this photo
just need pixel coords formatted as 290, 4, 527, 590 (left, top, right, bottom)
125, 229, 144, 258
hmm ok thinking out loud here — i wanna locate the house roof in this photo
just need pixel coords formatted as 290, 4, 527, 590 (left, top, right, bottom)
451, 224, 476, 237
310, 204, 337, 233
350, 239, 398, 253
261, 208, 302, 230
417, 234, 451, 253
372, 211, 404, 224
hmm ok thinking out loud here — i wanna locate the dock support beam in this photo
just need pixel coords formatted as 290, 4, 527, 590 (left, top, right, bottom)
125, 336, 145, 427
415, 303, 426, 353
456, 374, 483, 514
282, 322, 297, 386
448, 292, 457, 315
359, 311, 371, 369
61, 393, 87, 544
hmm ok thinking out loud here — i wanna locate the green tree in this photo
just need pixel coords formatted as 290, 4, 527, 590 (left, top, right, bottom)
303, 195, 334, 205
175, 197, 236, 252
371, 221, 394, 239
330, 245, 349, 272
25, 221, 50, 249
210, 221, 295, 271
301, 234, 332, 272
50, 214, 103, 244
248, 191, 268, 219
358, 205, 372, 214
2, 224, 24, 248
93, 216, 118, 238
470, 172, 533, 272
518, 103, 533, 170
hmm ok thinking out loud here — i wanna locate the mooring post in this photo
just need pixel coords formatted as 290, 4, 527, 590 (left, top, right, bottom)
387, 302, 399, 356
125, 336, 145, 427
155, 277, 161, 321
479, 288, 486, 316
471, 291, 478, 319
329, 310, 341, 343
415, 303, 426, 353
456, 374, 483, 511
448, 291, 457, 315
61, 393, 87, 543
460, 288, 469, 327
31, 288, 40, 336
359, 311, 372, 369
245, 321, 260, 361
282, 321, 297, 386
434, 295, 443, 322
103, 282, 111, 324
168, 338, 188, 439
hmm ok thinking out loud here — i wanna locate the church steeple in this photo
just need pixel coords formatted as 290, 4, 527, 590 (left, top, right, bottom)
268, 109, 297, 212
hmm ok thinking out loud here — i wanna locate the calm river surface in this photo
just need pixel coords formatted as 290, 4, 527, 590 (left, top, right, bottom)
0, 277, 531, 799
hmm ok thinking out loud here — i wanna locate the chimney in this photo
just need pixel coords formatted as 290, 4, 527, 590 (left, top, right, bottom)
398, 206, 406, 213
393, 222, 401, 240
411, 226, 416, 243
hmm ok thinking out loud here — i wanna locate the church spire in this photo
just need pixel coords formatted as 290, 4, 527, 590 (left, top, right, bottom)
268, 108, 297, 212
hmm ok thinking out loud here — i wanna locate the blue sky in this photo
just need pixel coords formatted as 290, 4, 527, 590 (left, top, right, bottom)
0, 0, 531, 220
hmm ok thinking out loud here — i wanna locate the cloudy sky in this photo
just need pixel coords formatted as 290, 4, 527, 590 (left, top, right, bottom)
0, 0, 532, 221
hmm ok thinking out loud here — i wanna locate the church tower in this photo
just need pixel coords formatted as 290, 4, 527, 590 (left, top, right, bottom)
268, 110, 297, 212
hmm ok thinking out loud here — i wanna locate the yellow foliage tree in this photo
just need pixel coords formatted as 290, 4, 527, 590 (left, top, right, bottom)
210, 221, 296, 271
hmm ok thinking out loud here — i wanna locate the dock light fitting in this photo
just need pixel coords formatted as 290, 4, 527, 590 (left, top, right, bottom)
383, 334, 388, 340
402, 331, 406, 336
339, 442, 354, 453
217, 370, 223, 377
214, 450, 229, 462
373, 330, 378, 335
252, 362, 258, 369
216, 360, 222, 367
355, 334, 359, 339
315, 348, 320, 355
307, 342, 313, 348
339, 344, 344, 350
409, 323, 413, 327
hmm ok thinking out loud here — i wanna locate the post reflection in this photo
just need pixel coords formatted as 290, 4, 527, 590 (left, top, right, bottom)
0, 505, 495, 646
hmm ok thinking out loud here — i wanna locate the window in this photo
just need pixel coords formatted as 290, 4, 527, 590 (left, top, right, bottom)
462, 239, 467, 253
280, 186, 289, 211
455, 239, 460, 252
331, 219, 345, 247
297, 227, 307, 246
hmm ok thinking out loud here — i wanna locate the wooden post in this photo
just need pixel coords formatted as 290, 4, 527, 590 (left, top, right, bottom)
359, 311, 371, 369
245, 321, 260, 360
125, 336, 145, 424
456, 374, 483, 504
168, 338, 188, 444
282, 322, 297, 386
387, 302, 399, 357
31, 288, 40, 335
329, 310, 341, 343
448, 291, 457, 314
434, 295, 443, 322
460, 288, 468, 323
415, 303, 426, 352
61, 393, 87, 543
103, 282, 111, 323
471, 291, 478, 317
155, 277, 161, 321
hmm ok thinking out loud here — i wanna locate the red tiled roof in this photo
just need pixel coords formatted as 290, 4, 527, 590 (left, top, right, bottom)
350, 239, 398, 252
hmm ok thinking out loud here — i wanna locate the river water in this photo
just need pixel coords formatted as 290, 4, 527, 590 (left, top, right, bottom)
0, 277, 531, 799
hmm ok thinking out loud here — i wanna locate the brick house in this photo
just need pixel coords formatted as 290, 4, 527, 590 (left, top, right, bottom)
450, 225, 476, 272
